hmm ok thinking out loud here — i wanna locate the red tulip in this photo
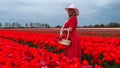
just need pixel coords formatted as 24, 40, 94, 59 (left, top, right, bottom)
82, 60, 89, 66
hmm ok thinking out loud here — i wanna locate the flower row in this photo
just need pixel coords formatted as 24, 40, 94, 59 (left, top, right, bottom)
0, 30, 66, 53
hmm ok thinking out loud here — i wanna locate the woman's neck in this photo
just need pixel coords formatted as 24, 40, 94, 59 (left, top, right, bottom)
69, 15, 72, 18
68, 15, 74, 19
69, 15, 73, 19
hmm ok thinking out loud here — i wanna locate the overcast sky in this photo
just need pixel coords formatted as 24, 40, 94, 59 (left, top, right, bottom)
0, 0, 120, 27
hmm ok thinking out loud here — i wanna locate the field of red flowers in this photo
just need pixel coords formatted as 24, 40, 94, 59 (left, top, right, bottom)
0, 28, 120, 68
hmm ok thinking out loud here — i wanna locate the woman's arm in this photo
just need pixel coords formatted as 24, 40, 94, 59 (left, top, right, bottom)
60, 23, 66, 37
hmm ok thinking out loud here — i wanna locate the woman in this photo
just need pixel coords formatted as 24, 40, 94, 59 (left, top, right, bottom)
60, 4, 81, 61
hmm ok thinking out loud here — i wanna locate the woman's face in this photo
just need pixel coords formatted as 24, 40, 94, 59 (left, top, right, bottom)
67, 8, 75, 16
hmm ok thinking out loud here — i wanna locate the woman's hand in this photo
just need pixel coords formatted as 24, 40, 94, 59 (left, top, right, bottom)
60, 31, 64, 38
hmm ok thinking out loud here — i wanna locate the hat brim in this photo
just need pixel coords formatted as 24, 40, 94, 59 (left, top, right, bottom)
65, 8, 79, 16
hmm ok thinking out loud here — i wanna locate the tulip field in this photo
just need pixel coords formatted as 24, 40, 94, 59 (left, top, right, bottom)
0, 28, 120, 68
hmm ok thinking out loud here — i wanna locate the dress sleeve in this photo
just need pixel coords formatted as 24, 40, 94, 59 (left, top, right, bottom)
68, 17, 77, 30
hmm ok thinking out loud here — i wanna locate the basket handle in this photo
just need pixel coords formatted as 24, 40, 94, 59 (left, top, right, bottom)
60, 20, 70, 40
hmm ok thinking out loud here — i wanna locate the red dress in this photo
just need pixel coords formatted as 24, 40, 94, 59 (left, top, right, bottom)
64, 16, 81, 61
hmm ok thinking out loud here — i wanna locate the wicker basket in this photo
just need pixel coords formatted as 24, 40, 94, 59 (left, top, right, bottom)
58, 29, 71, 46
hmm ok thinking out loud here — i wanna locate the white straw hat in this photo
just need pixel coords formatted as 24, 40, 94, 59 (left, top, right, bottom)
65, 4, 79, 16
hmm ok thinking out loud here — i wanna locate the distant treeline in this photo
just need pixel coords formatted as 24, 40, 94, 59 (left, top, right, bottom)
0, 22, 50, 28
80, 22, 120, 28
0, 22, 120, 28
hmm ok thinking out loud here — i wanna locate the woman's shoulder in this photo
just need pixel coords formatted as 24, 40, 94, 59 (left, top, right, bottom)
67, 16, 77, 23
71, 16, 77, 21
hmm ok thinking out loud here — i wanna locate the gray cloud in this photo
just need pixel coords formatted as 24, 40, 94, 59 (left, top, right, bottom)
0, 0, 120, 27
75, 0, 120, 26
